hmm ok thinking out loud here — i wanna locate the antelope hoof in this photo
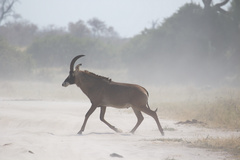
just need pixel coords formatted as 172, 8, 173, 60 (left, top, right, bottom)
115, 128, 122, 133
77, 131, 83, 135
161, 131, 165, 136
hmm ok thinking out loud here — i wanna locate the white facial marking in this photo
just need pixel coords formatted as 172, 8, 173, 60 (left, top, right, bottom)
62, 82, 70, 87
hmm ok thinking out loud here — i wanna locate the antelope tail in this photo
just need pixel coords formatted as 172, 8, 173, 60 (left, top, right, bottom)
147, 103, 158, 112
147, 103, 150, 109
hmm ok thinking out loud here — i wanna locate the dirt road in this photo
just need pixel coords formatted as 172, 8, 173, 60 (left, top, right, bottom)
0, 100, 239, 160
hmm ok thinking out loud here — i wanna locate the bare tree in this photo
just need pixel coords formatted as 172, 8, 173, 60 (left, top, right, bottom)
151, 19, 159, 29
202, 0, 230, 15
0, 0, 18, 25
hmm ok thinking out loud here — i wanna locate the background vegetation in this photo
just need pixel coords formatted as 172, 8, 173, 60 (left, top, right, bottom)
0, 0, 239, 86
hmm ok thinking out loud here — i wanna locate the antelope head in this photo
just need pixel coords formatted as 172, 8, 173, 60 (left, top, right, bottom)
62, 55, 85, 87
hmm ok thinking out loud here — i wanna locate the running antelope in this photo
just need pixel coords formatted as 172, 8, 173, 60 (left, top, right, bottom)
62, 55, 164, 135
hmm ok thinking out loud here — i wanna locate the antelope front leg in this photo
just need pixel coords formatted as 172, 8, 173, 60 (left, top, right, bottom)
100, 106, 122, 133
78, 105, 97, 134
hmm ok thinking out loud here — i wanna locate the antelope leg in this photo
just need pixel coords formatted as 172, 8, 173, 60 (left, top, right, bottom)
78, 104, 97, 134
139, 106, 164, 136
100, 106, 122, 133
130, 108, 144, 134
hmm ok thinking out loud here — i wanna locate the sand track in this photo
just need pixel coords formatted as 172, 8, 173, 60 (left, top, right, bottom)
0, 100, 239, 160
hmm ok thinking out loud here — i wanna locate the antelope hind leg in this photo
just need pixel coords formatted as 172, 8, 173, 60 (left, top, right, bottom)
139, 106, 164, 136
130, 108, 144, 134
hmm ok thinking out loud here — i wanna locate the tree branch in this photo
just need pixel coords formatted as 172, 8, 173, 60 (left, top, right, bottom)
214, 0, 230, 15
0, 0, 18, 25
202, 0, 212, 8
215, 0, 229, 8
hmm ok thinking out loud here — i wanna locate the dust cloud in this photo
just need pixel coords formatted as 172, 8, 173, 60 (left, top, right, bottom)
1, 1, 240, 159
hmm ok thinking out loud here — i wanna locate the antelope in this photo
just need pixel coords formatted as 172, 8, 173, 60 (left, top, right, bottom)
62, 55, 164, 135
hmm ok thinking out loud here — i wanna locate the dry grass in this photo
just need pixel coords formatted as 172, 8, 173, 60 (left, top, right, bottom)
149, 86, 240, 130
149, 86, 240, 159
191, 136, 240, 159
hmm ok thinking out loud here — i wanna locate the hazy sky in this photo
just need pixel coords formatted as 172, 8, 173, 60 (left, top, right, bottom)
14, 0, 228, 37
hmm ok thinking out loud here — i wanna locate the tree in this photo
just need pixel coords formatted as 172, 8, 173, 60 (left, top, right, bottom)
121, 2, 240, 85
0, 20, 38, 46
87, 18, 119, 37
202, 0, 230, 14
68, 20, 91, 38
229, 0, 240, 27
0, 0, 18, 25
87, 18, 106, 37
228, 0, 240, 78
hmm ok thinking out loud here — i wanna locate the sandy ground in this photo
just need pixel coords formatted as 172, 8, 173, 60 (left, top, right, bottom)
1, 100, 239, 160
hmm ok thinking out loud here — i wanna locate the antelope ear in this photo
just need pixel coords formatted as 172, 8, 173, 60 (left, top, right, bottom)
75, 63, 82, 71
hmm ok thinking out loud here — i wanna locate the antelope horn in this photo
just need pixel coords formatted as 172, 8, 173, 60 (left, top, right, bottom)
70, 55, 85, 72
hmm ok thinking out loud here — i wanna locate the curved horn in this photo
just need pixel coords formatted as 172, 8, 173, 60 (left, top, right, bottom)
70, 55, 85, 71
